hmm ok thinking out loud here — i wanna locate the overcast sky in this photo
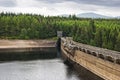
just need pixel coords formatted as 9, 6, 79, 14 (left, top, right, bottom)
0, 0, 120, 16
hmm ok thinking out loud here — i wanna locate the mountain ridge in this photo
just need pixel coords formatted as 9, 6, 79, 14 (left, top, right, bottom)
76, 12, 111, 18
60, 12, 119, 19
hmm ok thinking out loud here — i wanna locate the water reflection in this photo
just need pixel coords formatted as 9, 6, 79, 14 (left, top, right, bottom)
0, 51, 57, 61
0, 59, 80, 80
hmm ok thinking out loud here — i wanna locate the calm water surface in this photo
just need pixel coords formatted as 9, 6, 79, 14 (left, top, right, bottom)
0, 59, 81, 80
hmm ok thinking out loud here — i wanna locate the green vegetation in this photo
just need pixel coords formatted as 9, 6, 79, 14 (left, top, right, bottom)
0, 13, 120, 51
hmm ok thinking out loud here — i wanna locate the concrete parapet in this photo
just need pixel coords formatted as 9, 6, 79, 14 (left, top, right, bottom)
61, 37, 120, 64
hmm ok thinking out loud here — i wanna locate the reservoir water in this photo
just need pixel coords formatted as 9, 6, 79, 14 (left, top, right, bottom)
0, 59, 81, 80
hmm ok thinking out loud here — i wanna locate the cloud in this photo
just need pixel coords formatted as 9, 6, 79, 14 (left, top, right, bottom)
0, 0, 120, 16
35, 0, 120, 7
35, 0, 65, 3
0, 0, 16, 7
73, 0, 120, 7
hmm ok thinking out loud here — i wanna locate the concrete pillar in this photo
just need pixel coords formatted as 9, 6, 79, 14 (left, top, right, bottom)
106, 56, 114, 63
98, 54, 105, 59
116, 59, 120, 65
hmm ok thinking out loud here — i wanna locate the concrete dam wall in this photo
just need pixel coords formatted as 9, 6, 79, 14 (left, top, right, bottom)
61, 37, 120, 80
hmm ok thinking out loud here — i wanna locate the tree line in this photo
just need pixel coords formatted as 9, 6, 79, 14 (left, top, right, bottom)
0, 12, 120, 51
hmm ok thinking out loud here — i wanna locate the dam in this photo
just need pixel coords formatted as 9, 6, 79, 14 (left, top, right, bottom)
0, 39, 98, 80
0, 38, 119, 80
61, 37, 120, 80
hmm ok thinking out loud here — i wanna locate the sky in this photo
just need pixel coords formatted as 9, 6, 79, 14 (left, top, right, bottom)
0, 0, 120, 17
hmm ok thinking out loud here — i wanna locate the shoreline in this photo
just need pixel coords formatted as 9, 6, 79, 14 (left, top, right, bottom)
0, 40, 57, 53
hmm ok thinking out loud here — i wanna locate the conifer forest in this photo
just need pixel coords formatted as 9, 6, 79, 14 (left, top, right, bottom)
0, 13, 120, 51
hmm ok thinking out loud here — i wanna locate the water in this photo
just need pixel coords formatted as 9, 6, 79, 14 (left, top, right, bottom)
0, 59, 81, 80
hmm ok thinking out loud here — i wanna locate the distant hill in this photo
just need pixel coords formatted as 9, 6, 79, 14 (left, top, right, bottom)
76, 13, 111, 18
60, 12, 115, 19
116, 16, 120, 18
